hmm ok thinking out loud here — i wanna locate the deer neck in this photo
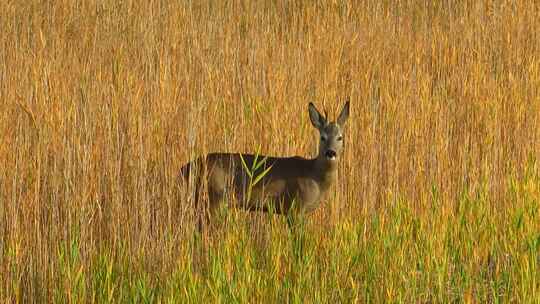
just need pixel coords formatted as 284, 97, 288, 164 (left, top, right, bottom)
313, 156, 338, 190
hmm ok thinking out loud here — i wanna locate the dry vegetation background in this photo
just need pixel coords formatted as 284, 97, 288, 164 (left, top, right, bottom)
1, 0, 540, 302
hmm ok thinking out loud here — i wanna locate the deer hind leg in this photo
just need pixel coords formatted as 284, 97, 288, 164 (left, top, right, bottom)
194, 182, 206, 233
197, 187, 225, 233
208, 189, 224, 224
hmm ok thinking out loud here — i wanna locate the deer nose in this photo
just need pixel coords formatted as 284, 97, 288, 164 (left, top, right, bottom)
325, 150, 337, 159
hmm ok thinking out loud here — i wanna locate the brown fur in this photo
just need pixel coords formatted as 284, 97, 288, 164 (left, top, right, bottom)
180, 101, 350, 229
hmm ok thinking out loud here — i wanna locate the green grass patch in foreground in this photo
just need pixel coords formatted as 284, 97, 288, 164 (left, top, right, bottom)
5, 177, 540, 303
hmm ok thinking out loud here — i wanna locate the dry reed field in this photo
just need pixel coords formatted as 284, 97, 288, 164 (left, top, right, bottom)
1, 0, 540, 302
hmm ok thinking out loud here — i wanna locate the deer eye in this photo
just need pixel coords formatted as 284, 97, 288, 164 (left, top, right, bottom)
337, 136, 343, 141
320, 136, 327, 141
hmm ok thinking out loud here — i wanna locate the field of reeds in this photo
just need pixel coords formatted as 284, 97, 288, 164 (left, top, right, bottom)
2, 0, 540, 302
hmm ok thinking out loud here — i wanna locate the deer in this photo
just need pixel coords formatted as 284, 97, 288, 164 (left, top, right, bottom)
179, 101, 350, 231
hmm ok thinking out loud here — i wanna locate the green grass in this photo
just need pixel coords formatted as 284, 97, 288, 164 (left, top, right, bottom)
4, 173, 538, 302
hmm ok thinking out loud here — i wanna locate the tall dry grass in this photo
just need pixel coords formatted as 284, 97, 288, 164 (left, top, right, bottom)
1, 0, 540, 302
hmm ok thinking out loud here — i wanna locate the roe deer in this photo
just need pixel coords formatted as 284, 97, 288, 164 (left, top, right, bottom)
180, 101, 350, 230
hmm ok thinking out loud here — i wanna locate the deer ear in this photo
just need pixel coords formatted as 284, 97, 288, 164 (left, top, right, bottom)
308, 102, 326, 129
337, 101, 350, 127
